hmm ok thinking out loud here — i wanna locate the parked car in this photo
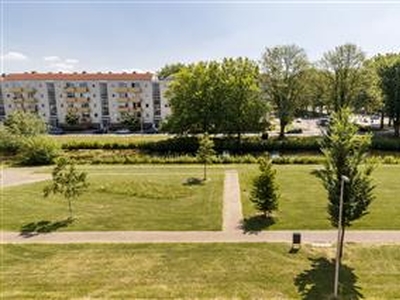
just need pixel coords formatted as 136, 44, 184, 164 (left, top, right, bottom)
115, 129, 131, 134
317, 118, 330, 127
48, 127, 64, 135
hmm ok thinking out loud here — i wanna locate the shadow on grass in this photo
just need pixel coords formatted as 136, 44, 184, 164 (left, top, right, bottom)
240, 215, 275, 234
294, 257, 364, 300
183, 177, 205, 186
20, 218, 74, 238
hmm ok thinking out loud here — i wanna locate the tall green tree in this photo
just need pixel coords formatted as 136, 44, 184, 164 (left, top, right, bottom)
165, 59, 267, 135
303, 67, 330, 114
219, 57, 267, 142
316, 108, 375, 260
250, 156, 279, 218
261, 45, 309, 138
44, 158, 89, 218
375, 54, 400, 137
320, 44, 367, 112
197, 134, 215, 181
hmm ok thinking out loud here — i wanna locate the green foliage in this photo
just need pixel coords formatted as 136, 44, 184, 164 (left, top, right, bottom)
43, 158, 89, 217
320, 44, 367, 112
65, 112, 79, 126
250, 156, 279, 217
316, 108, 376, 228
19, 135, 60, 166
121, 112, 140, 132
165, 58, 267, 135
157, 62, 186, 79
261, 44, 309, 138
197, 134, 215, 180
374, 53, 400, 137
0, 125, 21, 154
3, 111, 46, 136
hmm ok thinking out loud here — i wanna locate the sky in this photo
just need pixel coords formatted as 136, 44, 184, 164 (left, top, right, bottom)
1, 0, 400, 74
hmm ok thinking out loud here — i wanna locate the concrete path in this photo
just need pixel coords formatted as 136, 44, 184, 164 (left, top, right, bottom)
222, 170, 242, 232
1, 167, 50, 188
2, 168, 400, 245
2, 230, 400, 244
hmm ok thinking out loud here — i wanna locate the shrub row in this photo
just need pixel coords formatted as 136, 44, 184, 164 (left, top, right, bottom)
64, 151, 400, 165
61, 135, 400, 154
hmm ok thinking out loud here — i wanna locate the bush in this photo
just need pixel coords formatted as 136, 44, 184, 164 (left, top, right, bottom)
19, 136, 60, 166
0, 125, 22, 154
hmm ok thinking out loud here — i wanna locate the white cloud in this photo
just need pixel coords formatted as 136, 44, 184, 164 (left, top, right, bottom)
1, 51, 28, 61
65, 58, 79, 64
43, 56, 61, 62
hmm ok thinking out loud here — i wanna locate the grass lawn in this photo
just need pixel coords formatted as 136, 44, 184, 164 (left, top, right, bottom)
2, 243, 400, 299
239, 164, 400, 230
2, 166, 224, 231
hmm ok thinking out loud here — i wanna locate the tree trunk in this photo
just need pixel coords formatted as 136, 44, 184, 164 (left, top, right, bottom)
339, 226, 346, 260
380, 110, 385, 130
68, 199, 73, 218
279, 120, 286, 139
203, 162, 207, 181
394, 121, 400, 138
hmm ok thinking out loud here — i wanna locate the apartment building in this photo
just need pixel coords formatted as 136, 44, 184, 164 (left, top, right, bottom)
0, 72, 170, 129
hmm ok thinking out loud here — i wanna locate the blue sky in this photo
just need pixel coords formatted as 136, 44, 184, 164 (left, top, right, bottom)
1, 1, 400, 74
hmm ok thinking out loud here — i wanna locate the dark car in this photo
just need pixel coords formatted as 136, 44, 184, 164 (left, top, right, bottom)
48, 127, 64, 135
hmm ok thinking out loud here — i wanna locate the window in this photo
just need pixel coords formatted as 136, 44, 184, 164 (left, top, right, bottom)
94, 113, 98, 117
131, 83, 135, 88
92, 84, 96, 88
118, 82, 127, 88
41, 104, 45, 108
145, 104, 149, 108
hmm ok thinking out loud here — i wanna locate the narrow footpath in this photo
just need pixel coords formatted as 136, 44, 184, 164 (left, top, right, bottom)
1, 169, 400, 244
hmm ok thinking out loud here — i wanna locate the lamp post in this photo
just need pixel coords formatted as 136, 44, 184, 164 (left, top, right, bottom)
334, 175, 350, 299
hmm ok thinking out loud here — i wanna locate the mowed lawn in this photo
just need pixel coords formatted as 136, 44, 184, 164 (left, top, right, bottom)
51, 134, 169, 145
2, 166, 224, 231
2, 243, 400, 299
239, 164, 400, 229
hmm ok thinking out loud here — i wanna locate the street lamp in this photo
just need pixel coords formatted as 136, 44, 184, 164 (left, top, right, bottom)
334, 175, 350, 299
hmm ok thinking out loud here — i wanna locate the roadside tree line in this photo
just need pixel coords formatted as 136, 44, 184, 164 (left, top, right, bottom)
161, 44, 400, 138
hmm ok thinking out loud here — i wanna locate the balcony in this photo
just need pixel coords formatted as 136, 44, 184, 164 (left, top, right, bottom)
9, 87, 24, 93
13, 98, 24, 103
78, 107, 91, 113
76, 97, 89, 103
116, 97, 131, 102
75, 87, 89, 93
128, 87, 141, 93
65, 87, 75, 93
117, 107, 132, 112
114, 87, 129, 93
24, 98, 38, 103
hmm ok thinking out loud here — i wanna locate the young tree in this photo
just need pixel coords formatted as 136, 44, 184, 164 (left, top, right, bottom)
261, 45, 309, 138
65, 112, 79, 126
197, 134, 215, 181
4, 111, 46, 136
316, 108, 375, 259
44, 158, 89, 218
250, 156, 279, 218
121, 112, 140, 132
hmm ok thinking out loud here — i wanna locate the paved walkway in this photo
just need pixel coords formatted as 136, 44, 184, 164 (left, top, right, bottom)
1, 169, 400, 244
223, 170, 242, 232
1, 167, 50, 188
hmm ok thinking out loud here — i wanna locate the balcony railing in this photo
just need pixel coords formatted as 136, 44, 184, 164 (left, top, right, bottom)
9, 87, 24, 93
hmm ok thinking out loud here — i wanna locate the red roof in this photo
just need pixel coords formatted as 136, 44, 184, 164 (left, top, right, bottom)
1, 72, 154, 81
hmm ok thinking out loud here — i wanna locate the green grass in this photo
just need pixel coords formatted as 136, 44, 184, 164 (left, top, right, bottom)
2, 243, 400, 299
2, 166, 224, 231
240, 164, 400, 230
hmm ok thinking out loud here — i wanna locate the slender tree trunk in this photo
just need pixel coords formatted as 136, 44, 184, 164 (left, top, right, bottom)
380, 110, 385, 130
394, 120, 400, 138
68, 199, 73, 218
203, 162, 207, 181
279, 119, 286, 139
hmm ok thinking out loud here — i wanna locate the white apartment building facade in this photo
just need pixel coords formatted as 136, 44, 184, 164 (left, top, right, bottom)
0, 72, 171, 130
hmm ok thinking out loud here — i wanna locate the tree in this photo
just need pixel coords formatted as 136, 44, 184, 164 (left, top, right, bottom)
316, 108, 375, 260
4, 110, 46, 136
375, 54, 400, 137
197, 134, 215, 181
303, 67, 330, 114
158, 63, 186, 79
44, 158, 89, 218
250, 156, 279, 218
165, 59, 267, 135
261, 45, 309, 138
165, 61, 221, 133
65, 112, 79, 126
121, 112, 140, 132
320, 44, 367, 112
219, 57, 267, 143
